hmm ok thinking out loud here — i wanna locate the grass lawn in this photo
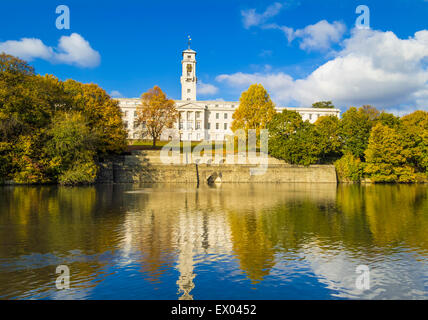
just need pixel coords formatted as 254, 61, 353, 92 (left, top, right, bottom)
128, 140, 261, 154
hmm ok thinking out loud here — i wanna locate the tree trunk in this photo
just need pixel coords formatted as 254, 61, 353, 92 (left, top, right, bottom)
152, 137, 157, 148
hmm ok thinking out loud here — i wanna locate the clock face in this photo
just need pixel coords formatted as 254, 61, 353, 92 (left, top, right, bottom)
187, 64, 193, 73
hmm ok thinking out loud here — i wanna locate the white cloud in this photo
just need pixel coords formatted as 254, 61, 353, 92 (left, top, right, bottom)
0, 33, 100, 68
265, 20, 346, 51
198, 81, 219, 95
0, 38, 53, 61
216, 28, 428, 112
110, 90, 123, 98
53, 33, 101, 68
241, 2, 283, 29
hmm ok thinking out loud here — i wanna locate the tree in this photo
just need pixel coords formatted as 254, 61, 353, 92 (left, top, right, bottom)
339, 106, 376, 159
312, 101, 335, 109
314, 115, 342, 162
268, 110, 322, 166
375, 112, 400, 128
399, 110, 428, 174
63, 80, 128, 155
0, 54, 128, 184
364, 123, 415, 183
45, 112, 98, 185
136, 86, 178, 148
334, 152, 363, 183
231, 84, 276, 136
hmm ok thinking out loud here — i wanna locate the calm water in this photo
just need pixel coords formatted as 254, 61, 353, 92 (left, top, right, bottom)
0, 183, 427, 300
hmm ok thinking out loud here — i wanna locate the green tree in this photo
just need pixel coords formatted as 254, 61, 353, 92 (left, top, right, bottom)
231, 84, 276, 136
375, 112, 400, 128
45, 112, 98, 185
339, 106, 376, 159
136, 86, 178, 148
268, 110, 321, 166
314, 115, 342, 162
312, 101, 335, 109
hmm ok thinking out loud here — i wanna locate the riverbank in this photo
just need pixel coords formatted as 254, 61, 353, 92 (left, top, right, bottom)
96, 150, 337, 184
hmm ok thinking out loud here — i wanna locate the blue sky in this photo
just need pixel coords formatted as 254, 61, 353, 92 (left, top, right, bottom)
1, 0, 428, 113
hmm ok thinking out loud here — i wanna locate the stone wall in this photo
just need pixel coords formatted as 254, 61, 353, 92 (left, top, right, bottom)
97, 151, 337, 184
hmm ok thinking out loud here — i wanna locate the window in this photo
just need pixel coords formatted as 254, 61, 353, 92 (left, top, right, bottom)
134, 111, 138, 117
187, 121, 193, 130
188, 133, 192, 141
187, 89, 191, 93
309, 114, 312, 120
196, 121, 201, 130
188, 55, 191, 59
208, 123, 211, 130
179, 121, 184, 130
124, 121, 128, 129
133, 121, 139, 129
224, 113, 228, 119
216, 113, 219, 119
124, 111, 128, 117
196, 112, 200, 119
224, 123, 227, 130
216, 123, 219, 130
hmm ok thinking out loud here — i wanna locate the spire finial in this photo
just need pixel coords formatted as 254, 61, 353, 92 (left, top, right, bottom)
188, 35, 192, 50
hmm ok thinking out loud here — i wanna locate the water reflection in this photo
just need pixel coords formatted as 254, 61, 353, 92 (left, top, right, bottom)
0, 184, 427, 299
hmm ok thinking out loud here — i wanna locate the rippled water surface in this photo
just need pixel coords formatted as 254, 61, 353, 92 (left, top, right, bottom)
0, 183, 427, 300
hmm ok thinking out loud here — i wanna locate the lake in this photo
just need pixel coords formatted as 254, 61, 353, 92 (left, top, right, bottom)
0, 183, 427, 300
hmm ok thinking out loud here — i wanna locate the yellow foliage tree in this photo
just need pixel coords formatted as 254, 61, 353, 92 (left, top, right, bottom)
231, 84, 276, 137
136, 86, 178, 148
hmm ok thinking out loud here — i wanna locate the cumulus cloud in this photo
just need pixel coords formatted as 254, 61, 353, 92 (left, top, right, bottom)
0, 33, 100, 68
198, 81, 219, 95
264, 20, 346, 51
241, 2, 283, 29
216, 28, 428, 112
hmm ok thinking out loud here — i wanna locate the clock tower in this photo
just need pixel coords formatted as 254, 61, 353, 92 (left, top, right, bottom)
181, 47, 197, 101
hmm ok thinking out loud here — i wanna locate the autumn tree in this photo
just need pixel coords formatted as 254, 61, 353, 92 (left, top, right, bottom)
136, 86, 178, 148
231, 84, 276, 137
399, 110, 428, 174
364, 123, 415, 183
63, 80, 128, 155
0, 54, 127, 184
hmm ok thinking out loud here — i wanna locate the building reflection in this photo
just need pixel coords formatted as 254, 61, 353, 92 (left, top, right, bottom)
120, 183, 338, 299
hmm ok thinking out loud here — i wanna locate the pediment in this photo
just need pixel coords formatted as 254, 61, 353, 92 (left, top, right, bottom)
176, 102, 205, 110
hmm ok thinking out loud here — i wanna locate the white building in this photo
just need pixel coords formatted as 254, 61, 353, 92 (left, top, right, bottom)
117, 46, 340, 141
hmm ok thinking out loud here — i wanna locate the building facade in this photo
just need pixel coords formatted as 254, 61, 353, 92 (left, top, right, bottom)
117, 47, 340, 141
